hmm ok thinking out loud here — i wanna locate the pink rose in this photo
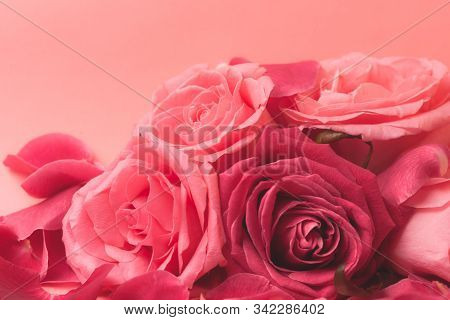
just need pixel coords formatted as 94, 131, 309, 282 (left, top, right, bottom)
378, 144, 450, 282
217, 127, 395, 299
137, 63, 274, 163
271, 53, 450, 171
62, 137, 226, 289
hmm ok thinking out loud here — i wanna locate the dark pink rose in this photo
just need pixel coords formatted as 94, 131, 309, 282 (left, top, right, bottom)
217, 127, 395, 299
62, 137, 226, 289
137, 63, 274, 163
0, 134, 106, 299
378, 144, 449, 282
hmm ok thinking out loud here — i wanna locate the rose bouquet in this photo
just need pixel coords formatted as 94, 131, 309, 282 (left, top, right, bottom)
1, 53, 449, 300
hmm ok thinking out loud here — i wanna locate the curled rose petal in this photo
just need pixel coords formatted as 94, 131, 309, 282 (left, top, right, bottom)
206, 273, 294, 300
378, 144, 449, 206
3, 133, 96, 175
21, 160, 103, 198
111, 271, 189, 300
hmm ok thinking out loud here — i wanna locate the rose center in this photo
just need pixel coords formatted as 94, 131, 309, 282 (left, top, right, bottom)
188, 103, 213, 125
270, 211, 339, 271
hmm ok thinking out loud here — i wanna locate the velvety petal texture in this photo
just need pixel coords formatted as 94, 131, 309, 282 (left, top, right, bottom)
218, 127, 394, 299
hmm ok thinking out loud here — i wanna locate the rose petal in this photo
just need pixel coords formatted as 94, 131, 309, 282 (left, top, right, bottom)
60, 264, 113, 300
378, 144, 449, 206
21, 160, 103, 198
382, 203, 450, 282
0, 187, 79, 240
111, 271, 189, 300
351, 278, 449, 300
263, 61, 321, 98
0, 255, 51, 300
206, 273, 294, 300
3, 133, 96, 175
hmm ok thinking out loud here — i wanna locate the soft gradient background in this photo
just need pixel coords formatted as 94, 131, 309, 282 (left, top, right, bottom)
1, 0, 449, 213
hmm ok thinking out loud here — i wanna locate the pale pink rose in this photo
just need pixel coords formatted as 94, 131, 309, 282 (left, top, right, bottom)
378, 144, 450, 282
276, 53, 450, 171
62, 137, 226, 288
283, 53, 450, 140
137, 63, 274, 163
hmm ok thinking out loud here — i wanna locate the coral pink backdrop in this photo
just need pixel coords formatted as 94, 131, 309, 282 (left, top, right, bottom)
1, 0, 449, 214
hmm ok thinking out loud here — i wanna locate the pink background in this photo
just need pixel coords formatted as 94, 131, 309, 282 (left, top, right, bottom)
1, 0, 449, 213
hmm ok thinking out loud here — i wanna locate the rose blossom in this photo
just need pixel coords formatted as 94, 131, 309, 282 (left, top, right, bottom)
217, 126, 395, 299
378, 144, 450, 282
136, 62, 274, 163
281, 53, 450, 139
62, 137, 226, 288
268, 53, 450, 171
